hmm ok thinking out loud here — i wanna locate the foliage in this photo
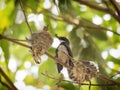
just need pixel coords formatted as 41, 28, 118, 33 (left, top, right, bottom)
0, 0, 120, 90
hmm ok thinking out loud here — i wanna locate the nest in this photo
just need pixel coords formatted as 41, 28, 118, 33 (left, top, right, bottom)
68, 61, 98, 84
28, 26, 53, 64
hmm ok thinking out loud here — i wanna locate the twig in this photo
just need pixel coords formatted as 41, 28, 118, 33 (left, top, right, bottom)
41, 72, 120, 87
0, 74, 11, 89
110, 69, 120, 78
9, 38, 28, 42
77, 17, 120, 35
110, 0, 120, 17
103, 0, 110, 8
42, 9, 120, 36
0, 34, 31, 49
0, 68, 17, 90
74, 0, 120, 23
0, 80, 12, 90
97, 73, 120, 86
81, 24, 120, 36
75, 0, 108, 12
19, 0, 32, 34
109, 67, 120, 74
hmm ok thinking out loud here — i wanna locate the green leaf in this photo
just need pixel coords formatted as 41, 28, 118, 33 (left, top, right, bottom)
11, 45, 30, 61
86, 29, 108, 40
60, 82, 77, 90
24, 75, 37, 85
38, 59, 59, 86
107, 55, 120, 65
78, 35, 104, 65
11, 22, 31, 39
0, 40, 10, 64
0, 0, 16, 33
69, 27, 82, 57
22, 0, 39, 12
58, 0, 76, 17
79, 18, 108, 40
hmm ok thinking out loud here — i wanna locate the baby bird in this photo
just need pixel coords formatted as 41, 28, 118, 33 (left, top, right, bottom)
29, 26, 53, 64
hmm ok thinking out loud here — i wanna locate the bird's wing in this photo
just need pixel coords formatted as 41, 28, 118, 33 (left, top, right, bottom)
57, 63, 63, 73
63, 43, 74, 67
55, 44, 63, 73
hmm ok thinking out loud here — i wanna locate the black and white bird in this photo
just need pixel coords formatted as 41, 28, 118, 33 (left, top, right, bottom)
55, 35, 73, 73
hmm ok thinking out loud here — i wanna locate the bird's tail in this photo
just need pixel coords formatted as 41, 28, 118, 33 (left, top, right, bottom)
97, 73, 120, 86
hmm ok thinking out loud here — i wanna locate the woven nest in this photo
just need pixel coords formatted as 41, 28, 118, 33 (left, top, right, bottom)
68, 61, 98, 84
28, 27, 53, 64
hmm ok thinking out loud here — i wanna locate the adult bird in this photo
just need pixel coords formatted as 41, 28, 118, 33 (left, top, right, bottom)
55, 35, 73, 73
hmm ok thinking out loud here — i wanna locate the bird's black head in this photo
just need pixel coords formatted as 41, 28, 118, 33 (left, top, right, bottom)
55, 34, 70, 45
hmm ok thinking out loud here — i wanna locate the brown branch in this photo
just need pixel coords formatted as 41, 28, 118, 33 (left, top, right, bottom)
110, 0, 120, 17
102, 0, 119, 19
81, 24, 120, 36
97, 73, 120, 86
44, 13, 78, 26
0, 68, 17, 90
0, 74, 11, 90
75, 0, 108, 12
19, 0, 32, 34
41, 72, 120, 87
44, 8, 80, 26
74, 0, 120, 23
77, 17, 120, 35
103, 0, 110, 8
43, 11, 120, 36
0, 34, 31, 49
0, 80, 12, 90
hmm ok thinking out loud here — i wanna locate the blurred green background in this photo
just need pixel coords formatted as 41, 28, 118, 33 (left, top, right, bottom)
0, 0, 120, 90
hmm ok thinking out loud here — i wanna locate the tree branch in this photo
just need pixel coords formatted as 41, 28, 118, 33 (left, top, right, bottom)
0, 80, 12, 90
41, 72, 120, 87
0, 68, 17, 90
19, 0, 33, 34
110, 0, 120, 17
74, 0, 120, 23
42, 10, 120, 36
80, 24, 120, 36
75, 0, 108, 12
0, 34, 31, 49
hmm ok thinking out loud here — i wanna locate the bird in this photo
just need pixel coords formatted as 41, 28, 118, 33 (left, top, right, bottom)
67, 60, 120, 90
68, 60, 98, 84
28, 26, 53, 64
55, 35, 73, 73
